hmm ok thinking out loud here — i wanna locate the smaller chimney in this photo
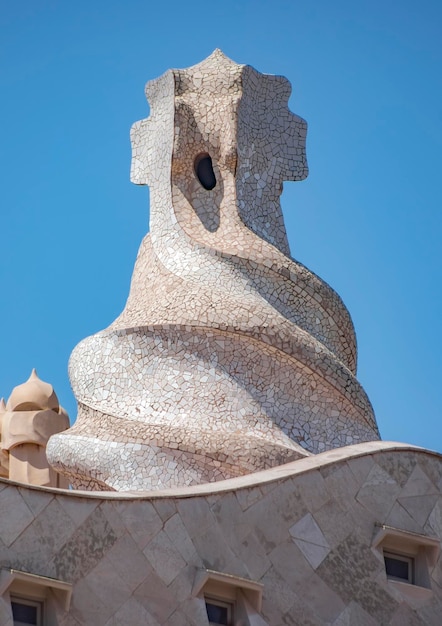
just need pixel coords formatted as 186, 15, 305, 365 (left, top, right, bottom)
1, 370, 69, 487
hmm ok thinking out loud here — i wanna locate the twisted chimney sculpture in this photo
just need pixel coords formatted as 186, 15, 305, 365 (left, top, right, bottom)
47, 50, 379, 491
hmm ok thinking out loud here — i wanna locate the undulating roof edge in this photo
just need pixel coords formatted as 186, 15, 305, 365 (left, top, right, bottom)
0, 441, 439, 501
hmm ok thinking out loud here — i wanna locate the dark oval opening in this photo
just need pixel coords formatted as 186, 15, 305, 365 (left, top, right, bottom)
194, 153, 216, 190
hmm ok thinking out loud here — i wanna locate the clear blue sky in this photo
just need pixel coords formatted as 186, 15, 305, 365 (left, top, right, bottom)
1, 1, 441, 452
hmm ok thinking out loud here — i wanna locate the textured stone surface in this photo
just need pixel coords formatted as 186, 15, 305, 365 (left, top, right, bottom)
1, 370, 69, 487
47, 50, 379, 491
1, 444, 442, 625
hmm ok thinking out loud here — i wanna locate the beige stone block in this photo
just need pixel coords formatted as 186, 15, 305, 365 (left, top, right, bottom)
133, 571, 177, 624
397, 494, 439, 528
376, 451, 417, 487
236, 530, 272, 580
106, 533, 153, 593
153, 498, 177, 522
417, 595, 442, 626
168, 566, 195, 604
293, 469, 330, 513
18, 484, 54, 516
164, 513, 202, 566
167, 609, 197, 626
385, 501, 425, 534
30, 498, 76, 551
346, 454, 375, 484
290, 512, 329, 547
317, 532, 400, 622
430, 563, 442, 594
177, 497, 215, 539
297, 572, 346, 622
322, 463, 360, 507
243, 502, 288, 554
346, 499, 380, 543
235, 485, 264, 512
280, 597, 319, 626
244, 480, 307, 551
356, 463, 401, 519
84, 555, 133, 613
104, 598, 161, 626
57, 494, 99, 526
389, 602, 430, 626
0, 486, 34, 546
116, 500, 163, 549
260, 603, 286, 626
246, 610, 269, 626
70, 577, 111, 626
260, 567, 297, 618
268, 477, 309, 523
426, 498, 442, 536
3, 516, 57, 576
206, 493, 223, 508
312, 499, 357, 549
417, 456, 442, 488
180, 597, 212, 626
268, 540, 315, 588
143, 529, 187, 585
332, 601, 378, 626
210, 492, 250, 546
289, 512, 330, 569
52, 506, 117, 583
191, 523, 247, 576
57, 613, 83, 626
400, 464, 439, 498
99, 501, 128, 539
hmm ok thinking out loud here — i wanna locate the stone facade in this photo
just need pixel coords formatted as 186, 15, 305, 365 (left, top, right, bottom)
1, 443, 442, 625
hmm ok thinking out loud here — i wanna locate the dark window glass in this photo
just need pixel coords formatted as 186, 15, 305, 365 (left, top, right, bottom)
206, 601, 228, 624
195, 154, 216, 190
384, 555, 411, 581
11, 601, 38, 625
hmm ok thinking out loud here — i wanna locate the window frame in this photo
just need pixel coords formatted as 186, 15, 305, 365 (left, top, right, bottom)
0, 568, 72, 625
10, 595, 42, 626
192, 568, 264, 626
205, 596, 233, 626
372, 523, 440, 602
383, 551, 414, 584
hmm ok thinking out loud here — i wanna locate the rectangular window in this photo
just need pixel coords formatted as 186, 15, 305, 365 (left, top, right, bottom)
384, 552, 414, 584
11, 598, 42, 626
205, 597, 233, 626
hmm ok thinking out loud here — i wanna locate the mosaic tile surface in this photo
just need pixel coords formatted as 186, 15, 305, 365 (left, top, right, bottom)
47, 51, 379, 491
